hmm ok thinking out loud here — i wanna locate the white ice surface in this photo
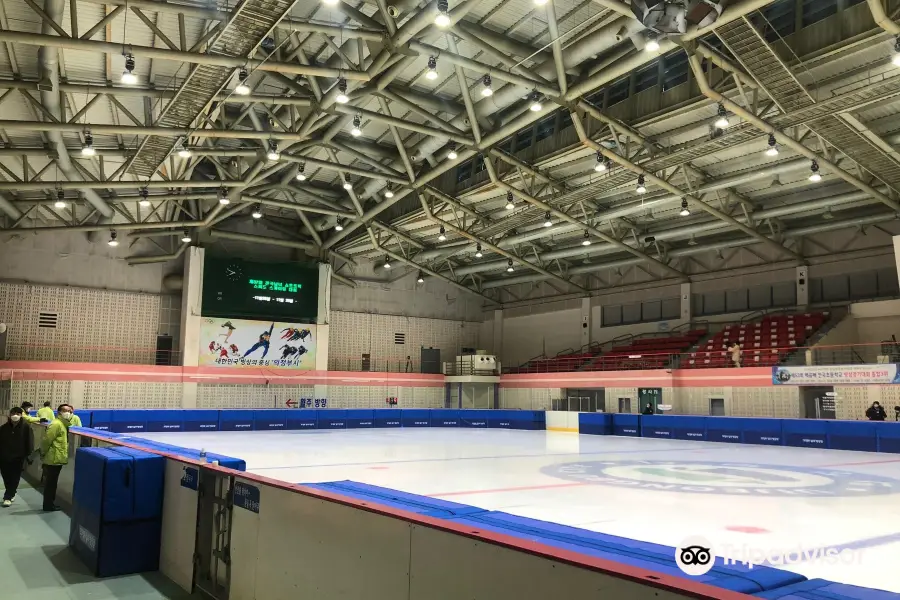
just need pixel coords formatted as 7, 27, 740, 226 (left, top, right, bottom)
134, 429, 900, 592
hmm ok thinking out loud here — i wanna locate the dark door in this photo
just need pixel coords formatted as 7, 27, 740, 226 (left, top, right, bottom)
800, 386, 835, 419
638, 387, 662, 414
155, 335, 174, 366
709, 398, 725, 416
420, 347, 441, 374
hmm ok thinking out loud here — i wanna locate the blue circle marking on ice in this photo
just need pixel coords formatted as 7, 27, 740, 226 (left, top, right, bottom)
541, 460, 900, 497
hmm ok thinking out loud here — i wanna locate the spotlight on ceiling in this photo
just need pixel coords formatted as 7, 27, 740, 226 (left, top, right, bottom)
296, 164, 306, 181
121, 54, 137, 85
529, 91, 542, 112
219, 188, 230, 205
582, 231, 591, 246
81, 131, 95, 157
266, 141, 280, 161
543, 212, 552, 227
382, 256, 392, 269
139, 188, 150, 207
350, 114, 362, 137
714, 103, 729, 129
475, 244, 483, 258
252, 204, 263, 219
505, 191, 515, 210
335, 221, 344, 232
506, 258, 514, 272
335, 78, 349, 104
679, 199, 690, 217
384, 187, 394, 199
234, 68, 250, 95
447, 148, 458, 160
107, 231, 119, 247
416, 271, 425, 284
435, 0, 450, 27
181, 230, 192, 243
636, 174, 647, 195
426, 56, 438, 80
438, 226, 446, 242
54, 189, 66, 209
645, 32, 660, 52
481, 74, 493, 97
765, 133, 779, 157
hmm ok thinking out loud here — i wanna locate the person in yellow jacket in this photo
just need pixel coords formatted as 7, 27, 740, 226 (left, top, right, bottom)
40, 404, 74, 512
36, 401, 55, 423
20, 401, 40, 424
69, 411, 82, 428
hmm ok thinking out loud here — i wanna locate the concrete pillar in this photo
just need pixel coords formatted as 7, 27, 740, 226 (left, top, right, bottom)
315, 263, 332, 400
680, 282, 692, 321
179, 247, 205, 408
796, 266, 809, 307
581, 297, 591, 348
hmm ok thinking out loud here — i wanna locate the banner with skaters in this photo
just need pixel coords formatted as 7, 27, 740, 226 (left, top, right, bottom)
199, 317, 317, 370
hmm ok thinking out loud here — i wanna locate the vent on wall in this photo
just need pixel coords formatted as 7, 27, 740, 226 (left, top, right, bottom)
394, 333, 406, 345
38, 312, 58, 329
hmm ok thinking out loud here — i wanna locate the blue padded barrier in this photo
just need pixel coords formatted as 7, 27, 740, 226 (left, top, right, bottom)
218, 410, 254, 431
73, 447, 165, 522
669, 416, 708, 441
448, 511, 804, 594
286, 409, 317, 430
460, 409, 490, 428
753, 578, 900, 599
182, 410, 220, 432
515, 410, 546, 430
612, 413, 640, 437
430, 409, 460, 427
70, 505, 162, 577
736, 418, 784, 446
877, 422, 900, 453
400, 408, 431, 427
640, 414, 675, 439
89, 410, 112, 431
109, 410, 149, 433
782, 419, 829, 449
253, 409, 288, 431
346, 409, 375, 429
373, 409, 401, 428
144, 410, 184, 433
119, 438, 246, 471
302, 481, 486, 519
706, 417, 746, 444
579, 412, 612, 435
488, 409, 516, 429
74, 410, 94, 428
826, 421, 879, 453
317, 409, 347, 429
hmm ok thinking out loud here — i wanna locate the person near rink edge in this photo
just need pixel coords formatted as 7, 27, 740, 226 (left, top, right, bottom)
40, 404, 74, 512
69, 410, 82, 428
20, 401, 40, 424
866, 401, 887, 421
0, 407, 34, 507
37, 401, 55, 423
642, 403, 655, 415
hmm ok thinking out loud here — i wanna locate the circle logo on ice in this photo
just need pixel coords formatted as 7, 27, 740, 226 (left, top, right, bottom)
541, 461, 900, 497
675, 536, 716, 576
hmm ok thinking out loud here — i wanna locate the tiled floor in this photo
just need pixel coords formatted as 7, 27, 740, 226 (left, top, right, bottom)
0, 482, 194, 600
136, 428, 900, 593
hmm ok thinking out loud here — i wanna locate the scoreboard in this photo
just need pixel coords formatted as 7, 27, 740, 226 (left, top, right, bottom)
202, 256, 319, 322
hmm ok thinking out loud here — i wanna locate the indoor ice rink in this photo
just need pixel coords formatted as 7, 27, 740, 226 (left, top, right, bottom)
5, 0, 900, 598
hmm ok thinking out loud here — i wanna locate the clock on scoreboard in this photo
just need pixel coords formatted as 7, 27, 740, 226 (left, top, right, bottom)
202, 256, 319, 321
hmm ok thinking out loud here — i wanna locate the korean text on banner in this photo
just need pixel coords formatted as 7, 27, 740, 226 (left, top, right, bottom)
772, 365, 900, 385
199, 317, 317, 370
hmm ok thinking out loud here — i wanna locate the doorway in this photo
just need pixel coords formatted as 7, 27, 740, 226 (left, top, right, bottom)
618, 397, 632, 413
638, 387, 662, 414
800, 386, 836, 419
709, 398, 725, 416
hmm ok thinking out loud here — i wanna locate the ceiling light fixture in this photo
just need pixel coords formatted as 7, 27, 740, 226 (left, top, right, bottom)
384, 187, 394, 199
435, 0, 450, 27
533, 0, 548, 5
176, 141, 191, 159
447, 148, 458, 160
645, 32, 660, 52
138, 188, 150, 207
107, 231, 119, 247
594, 151, 607, 172
636, 174, 647, 195
679, 199, 690, 217
121, 54, 137, 85
808, 159, 822, 182
343, 178, 353, 190
350, 114, 362, 137
251, 204, 263, 219
765, 133, 779, 157
543, 212, 552, 227
234, 68, 250, 95
296, 164, 306, 181
505, 191, 515, 210
416, 271, 425, 284
438, 226, 446, 242
382, 256, 392, 269
529, 91, 542, 112
323, 0, 339, 5
54, 189, 66, 209
426, 56, 438, 80
475, 244, 483, 258
714, 103, 729, 129
506, 258, 514, 272
266, 141, 280, 161
181, 230, 192, 243
81, 131, 95, 157
582, 231, 591, 246
481, 74, 493, 97
335, 78, 349, 104
335, 221, 344, 232
219, 188, 230, 205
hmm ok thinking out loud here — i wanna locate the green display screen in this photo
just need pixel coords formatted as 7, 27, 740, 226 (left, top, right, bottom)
202, 257, 319, 322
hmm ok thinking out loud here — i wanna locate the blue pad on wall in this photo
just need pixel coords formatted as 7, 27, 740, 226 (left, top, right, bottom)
73, 447, 164, 522
302, 480, 486, 519
753, 578, 900, 599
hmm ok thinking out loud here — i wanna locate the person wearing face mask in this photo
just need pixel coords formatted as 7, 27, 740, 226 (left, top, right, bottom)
0, 407, 34, 507
866, 401, 887, 421
20, 401, 40, 424
40, 404, 73, 512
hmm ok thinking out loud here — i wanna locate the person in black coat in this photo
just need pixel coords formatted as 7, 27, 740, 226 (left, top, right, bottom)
0, 407, 35, 506
866, 402, 887, 421
641, 403, 655, 415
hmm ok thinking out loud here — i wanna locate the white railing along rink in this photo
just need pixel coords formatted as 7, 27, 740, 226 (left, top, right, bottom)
24, 424, 747, 600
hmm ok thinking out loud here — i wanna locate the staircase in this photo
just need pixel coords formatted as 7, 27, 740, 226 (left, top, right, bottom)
714, 15, 900, 197
129, 0, 298, 177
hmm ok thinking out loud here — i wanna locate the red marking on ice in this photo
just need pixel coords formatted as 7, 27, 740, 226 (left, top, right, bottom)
366, 466, 390, 470
726, 526, 769, 534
